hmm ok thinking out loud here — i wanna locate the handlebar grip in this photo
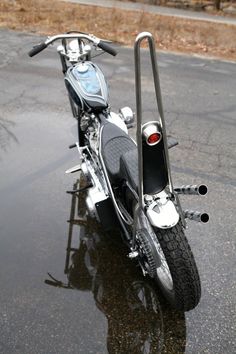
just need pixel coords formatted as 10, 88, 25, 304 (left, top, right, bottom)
28, 42, 47, 57
97, 41, 117, 56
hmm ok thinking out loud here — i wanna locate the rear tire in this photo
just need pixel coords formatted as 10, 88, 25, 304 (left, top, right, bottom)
154, 222, 201, 312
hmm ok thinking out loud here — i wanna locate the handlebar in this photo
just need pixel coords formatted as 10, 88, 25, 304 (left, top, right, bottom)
28, 33, 117, 57
97, 41, 117, 56
28, 42, 48, 57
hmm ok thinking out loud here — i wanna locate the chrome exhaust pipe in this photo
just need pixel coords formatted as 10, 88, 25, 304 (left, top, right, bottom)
174, 184, 208, 196
184, 210, 209, 223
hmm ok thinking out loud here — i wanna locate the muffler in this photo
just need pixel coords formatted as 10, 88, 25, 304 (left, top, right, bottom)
174, 184, 208, 196
184, 210, 209, 223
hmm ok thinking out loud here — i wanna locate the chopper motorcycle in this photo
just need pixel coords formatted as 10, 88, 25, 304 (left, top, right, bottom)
29, 31, 209, 311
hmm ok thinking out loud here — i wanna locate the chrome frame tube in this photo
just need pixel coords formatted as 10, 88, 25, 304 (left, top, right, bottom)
134, 32, 185, 226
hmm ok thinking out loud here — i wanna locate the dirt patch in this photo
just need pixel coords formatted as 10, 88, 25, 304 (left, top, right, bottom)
0, 0, 236, 60
119, 0, 236, 16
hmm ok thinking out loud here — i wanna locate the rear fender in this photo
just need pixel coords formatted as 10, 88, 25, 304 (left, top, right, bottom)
142, 122, 168, 195
146, 190, 179, 229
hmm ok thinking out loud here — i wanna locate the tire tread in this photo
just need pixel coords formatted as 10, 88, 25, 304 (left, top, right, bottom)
155, 222, 201, 311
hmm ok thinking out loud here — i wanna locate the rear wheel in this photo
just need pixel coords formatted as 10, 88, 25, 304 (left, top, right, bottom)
153, 222, 201, 311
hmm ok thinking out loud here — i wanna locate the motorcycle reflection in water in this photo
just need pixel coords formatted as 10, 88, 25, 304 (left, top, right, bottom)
45, 179, 186, 354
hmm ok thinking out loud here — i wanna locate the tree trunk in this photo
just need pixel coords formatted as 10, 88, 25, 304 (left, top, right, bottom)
215, 0, 221, 10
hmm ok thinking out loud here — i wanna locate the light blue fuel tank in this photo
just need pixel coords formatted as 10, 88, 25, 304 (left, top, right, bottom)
64, 62, 109, 111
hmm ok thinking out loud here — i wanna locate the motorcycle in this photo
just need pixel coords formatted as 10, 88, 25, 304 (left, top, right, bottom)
29, 31, 209, 311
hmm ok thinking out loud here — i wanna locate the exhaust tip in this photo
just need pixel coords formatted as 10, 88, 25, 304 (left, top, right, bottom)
200, 213, 209, 223
184, 210, 209, 223
198, 185, 208, 196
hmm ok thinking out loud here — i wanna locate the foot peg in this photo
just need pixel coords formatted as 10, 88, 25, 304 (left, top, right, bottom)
66, 183, 93, 194
69, 143, 77, 149
167, 136, 179, 149
128, 251, 139, 259
65, 164, 81, 174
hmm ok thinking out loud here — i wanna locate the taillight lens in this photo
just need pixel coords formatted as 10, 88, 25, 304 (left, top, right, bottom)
147, 133, 161, 145
142, 123, 162, 146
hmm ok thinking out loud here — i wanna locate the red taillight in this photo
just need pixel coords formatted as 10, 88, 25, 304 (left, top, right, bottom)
142, 123, 162, 146
147, 133, 161, 145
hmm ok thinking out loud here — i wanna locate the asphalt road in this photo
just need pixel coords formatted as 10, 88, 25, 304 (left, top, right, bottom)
0, 29, 236, 354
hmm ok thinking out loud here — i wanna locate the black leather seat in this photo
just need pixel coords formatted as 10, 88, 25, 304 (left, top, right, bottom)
101, 122, 138, 190
119, 148, 138, 192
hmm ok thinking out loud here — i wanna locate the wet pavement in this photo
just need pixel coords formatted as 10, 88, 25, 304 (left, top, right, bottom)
0, 29, 236, 354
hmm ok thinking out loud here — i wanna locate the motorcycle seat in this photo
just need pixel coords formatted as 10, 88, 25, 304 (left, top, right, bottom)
119, 148, 139, 192
101, 121, 137, 186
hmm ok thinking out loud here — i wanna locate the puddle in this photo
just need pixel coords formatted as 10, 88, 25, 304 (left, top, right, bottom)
45, 178, 186, 353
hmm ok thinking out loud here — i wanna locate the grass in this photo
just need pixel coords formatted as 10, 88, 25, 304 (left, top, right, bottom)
0, 0, 236, 60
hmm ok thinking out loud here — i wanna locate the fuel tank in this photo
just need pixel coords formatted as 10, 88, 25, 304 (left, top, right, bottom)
64, 62, 109, 112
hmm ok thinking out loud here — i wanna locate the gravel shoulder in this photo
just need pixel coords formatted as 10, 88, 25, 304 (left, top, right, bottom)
0, 0, 236, 61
